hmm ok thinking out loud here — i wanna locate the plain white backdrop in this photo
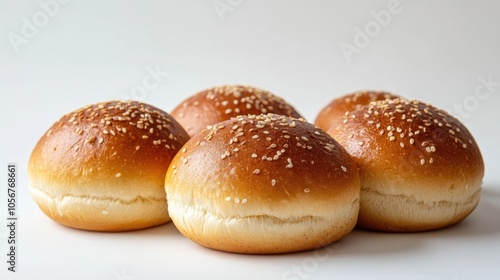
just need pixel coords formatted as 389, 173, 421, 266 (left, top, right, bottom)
0, 1, 499, 279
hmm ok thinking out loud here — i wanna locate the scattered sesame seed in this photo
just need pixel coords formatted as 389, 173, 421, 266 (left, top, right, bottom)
271, 179, 276, 186
304, 188, 310, 193
253, 169, 260, 174
86, 136, 96, 144
341, 166, 347, 172
115, 173, 121, 177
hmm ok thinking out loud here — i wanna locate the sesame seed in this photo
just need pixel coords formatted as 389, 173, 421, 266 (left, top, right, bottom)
241, 198, 248, 204
98, 138, 104, 144
253, 169, 260, 174
234, 198, 240, 203
136, 145, 140, 151
429, 158, 434, 163
341, 166, 347, 172
251, 153, 258, 158
420, 159, 425, 165
389, 136, 395, 141
115, 173, 121, 177
400, 142, 405, 148
183, 158, 188, 164
142, 135, 149, 139
225, 196, 231, 202
86, 136, 96, 144
224, 109, 232, 114
73, 146, 79, 151
410, 138, 415, 145
304, 188, 310, 193
271, 179, 276, 186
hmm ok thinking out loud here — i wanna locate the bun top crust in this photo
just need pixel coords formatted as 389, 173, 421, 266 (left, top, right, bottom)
327, 98, 484, 191
315, 90, 399, 131
166, 114, 360, 218
28, 100, 190, 198
171, 85, 303, 137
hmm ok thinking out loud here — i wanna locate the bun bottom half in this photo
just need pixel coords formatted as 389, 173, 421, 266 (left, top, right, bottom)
356, 178, 481, 232
167, 195, 359, 254
30, 184, 169, 232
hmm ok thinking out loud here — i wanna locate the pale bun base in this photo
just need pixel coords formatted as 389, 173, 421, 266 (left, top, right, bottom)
167, 197, 358, 254
30, 183, 169, 232
357, 179, 481, 232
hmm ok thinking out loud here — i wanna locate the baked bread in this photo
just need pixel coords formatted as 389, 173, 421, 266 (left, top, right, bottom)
28, 100, 190, 231
315, 90, 399, 131
171, 85, 303, 137
165, 114, 360, 254
327, 98, 484, 232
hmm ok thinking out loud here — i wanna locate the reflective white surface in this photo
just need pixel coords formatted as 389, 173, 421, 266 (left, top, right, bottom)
1, 1, 499, 279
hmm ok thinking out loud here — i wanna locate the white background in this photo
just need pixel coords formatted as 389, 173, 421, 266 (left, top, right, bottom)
1, 0, 499, 279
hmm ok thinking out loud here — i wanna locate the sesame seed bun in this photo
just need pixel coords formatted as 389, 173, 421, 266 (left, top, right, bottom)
327, 98, 484, 232
315, 90, 400, 131
165, 114, 360, 254
28, 100, 190, 232
171, 85, 303, 137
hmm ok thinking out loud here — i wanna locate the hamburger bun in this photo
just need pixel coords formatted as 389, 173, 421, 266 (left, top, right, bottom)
327, 98, 484, 232
165, 114, 360, 254
171, 85, 303, 137
28, 100, 190, 231
315, 90, 399, 131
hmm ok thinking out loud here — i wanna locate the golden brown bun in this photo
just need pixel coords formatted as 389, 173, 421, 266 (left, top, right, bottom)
327, 98, 484, 232
165, 114, 360, 254
28, 100, 190, 231
171, 85, 303, 137
315, 90, 400, 131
